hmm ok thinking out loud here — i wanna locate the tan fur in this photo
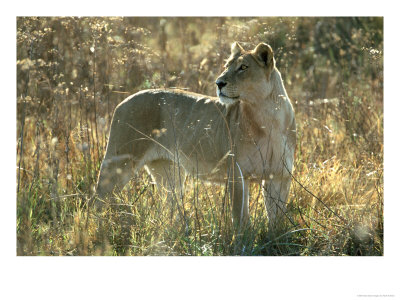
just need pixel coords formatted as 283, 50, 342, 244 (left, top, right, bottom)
95, 42, 296, 229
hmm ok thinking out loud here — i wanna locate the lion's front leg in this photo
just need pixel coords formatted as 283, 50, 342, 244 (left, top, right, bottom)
262, 174, 291, 230
145, 159, 187, 222
229, 179, 249, 227
228, 162, 250, 227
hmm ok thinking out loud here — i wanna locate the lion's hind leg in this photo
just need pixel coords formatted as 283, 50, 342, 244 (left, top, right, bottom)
95, 154, 135, 204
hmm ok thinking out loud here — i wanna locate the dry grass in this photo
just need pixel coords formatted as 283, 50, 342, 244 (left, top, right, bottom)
16, 17, 383, 256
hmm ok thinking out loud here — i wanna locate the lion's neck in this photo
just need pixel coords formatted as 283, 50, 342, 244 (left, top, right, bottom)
236, 68, 290, 139
269, 68, 289, 106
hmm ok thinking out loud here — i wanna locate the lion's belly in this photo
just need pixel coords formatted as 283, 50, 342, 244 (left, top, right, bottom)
148, 137, 231, 182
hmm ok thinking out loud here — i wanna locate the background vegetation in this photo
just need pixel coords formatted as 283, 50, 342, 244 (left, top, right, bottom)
16, 17, 383, 255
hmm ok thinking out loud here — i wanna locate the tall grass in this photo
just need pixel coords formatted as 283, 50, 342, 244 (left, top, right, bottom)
16, 17, 383, 255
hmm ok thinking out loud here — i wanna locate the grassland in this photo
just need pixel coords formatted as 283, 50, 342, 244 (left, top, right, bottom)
16, 17, 383, 256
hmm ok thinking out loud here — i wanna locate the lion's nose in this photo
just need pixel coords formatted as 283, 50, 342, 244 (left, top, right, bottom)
216, 79, 227, 90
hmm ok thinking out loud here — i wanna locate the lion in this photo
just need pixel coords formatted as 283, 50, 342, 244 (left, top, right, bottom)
94, 42, 296, 229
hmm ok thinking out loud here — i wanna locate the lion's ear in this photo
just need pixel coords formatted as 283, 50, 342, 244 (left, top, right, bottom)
230, 41, 244, 57
252, 43, 275, 69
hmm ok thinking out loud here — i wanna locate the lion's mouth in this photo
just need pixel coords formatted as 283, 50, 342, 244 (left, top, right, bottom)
218, 93, 240, 105
221, 94, 239, 99
217, 90, 239, 100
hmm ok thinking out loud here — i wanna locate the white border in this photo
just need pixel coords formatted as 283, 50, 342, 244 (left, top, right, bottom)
2, 1, 400, 299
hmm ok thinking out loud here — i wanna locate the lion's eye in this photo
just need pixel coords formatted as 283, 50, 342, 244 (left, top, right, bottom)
238, 64, 248, 71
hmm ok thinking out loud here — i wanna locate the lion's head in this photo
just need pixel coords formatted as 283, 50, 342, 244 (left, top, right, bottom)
216, 42, 276, 105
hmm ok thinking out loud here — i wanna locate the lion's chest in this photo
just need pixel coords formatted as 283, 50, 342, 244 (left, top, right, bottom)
236, 131, 288, 179
235, 138, 269, 178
